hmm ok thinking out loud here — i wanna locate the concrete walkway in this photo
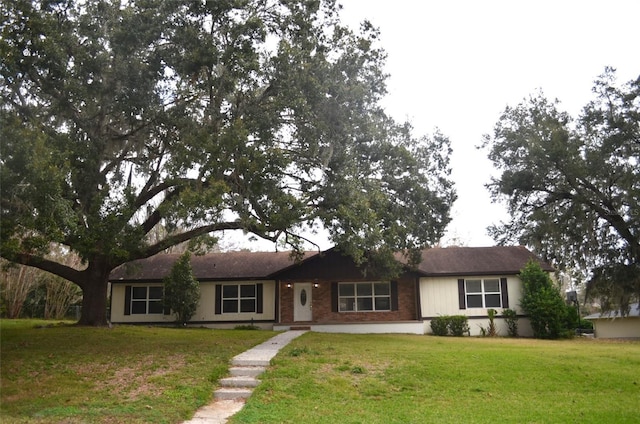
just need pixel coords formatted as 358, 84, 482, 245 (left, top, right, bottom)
183, 330, 307, 424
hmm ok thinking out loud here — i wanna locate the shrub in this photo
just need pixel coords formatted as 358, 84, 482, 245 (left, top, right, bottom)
485, 308, 498, 337
577, 318, 593, 330
430, 316, 449, 336
520, 260, 571, 339
430, 315, 469, 336
448, 315, 469, 336
502, 308, 519, 337
565, 305, 580, 330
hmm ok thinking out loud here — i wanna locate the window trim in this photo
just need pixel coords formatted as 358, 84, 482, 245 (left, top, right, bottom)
458, 277, 509, 309
337, 281, 392, 313
126, 285, 164, 315
215, 283, 263, 315
465, 278, 501, 308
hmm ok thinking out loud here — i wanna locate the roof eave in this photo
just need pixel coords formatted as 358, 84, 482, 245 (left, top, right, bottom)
418, 270, 527, 277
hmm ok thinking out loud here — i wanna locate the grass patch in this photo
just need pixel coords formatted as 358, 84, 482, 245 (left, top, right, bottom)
232, 333, 640, 424
4, 321, 639, 424
0, 319, 275, 423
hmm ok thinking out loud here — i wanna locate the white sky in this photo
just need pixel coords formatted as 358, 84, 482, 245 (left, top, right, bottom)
220, 0, 640, 251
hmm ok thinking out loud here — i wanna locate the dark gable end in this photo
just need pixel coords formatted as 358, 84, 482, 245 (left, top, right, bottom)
270, 249, 369, 281
270, 248, 423, 281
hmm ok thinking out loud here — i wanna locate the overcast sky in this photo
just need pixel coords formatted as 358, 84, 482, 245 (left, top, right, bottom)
221, 0, 640, 251
339, 0, 640, 246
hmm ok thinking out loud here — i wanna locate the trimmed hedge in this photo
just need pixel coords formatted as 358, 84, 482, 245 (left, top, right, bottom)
430, 316, 449, 336
430, 315, 469, 336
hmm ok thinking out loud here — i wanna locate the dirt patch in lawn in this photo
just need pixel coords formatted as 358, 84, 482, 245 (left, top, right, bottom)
73, 354, 187, 400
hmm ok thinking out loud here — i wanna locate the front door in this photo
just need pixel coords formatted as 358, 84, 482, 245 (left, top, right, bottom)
293, 283, 312, 322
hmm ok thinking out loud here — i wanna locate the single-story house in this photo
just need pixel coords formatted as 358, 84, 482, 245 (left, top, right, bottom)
109, 246, 554, 336
584, 303, 640, 339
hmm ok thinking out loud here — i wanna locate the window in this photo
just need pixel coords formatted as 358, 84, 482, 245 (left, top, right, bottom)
465, 278, 502, 308
221, 284, 258, 313
130, 286, 164, 314
338, 282, 391, 312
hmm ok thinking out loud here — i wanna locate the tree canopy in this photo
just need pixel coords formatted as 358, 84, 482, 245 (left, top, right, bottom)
484, 68, 640, 314
0, 0, 455, 325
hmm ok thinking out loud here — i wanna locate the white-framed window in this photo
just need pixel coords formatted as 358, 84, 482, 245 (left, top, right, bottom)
338, 282, 391, 312
130, 285, 164, 314
465, 278, 502, 308
222, 283, 257, 313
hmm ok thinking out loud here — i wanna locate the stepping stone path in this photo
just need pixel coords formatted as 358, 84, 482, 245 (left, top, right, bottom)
183, 330, 307, 424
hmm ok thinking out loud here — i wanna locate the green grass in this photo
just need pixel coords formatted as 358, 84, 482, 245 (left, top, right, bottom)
0, 319, 275, 424
3, 321, 639, 424
232, 333, 640, 424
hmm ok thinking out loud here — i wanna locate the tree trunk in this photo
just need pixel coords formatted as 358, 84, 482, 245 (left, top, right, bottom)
77, 265, 111, 326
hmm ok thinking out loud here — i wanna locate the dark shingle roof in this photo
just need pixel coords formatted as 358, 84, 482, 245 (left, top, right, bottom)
414, 246, 554, 276
109, 251, 319, 282
109, 246, 553, 282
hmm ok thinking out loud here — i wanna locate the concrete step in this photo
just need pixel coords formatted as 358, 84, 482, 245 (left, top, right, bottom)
219, 376, 260, 388
229, 366, 266, 378
183, 400, 245, 423
231, 357, 271, 367
214, 387, 253, 400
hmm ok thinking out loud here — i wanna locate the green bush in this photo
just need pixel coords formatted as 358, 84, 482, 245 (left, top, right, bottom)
520, 260, 572, 339
430, 316, 449, 336
430, 315, 469, 336
502, 308, 519, 337
448, 315, 470, 336
577, 318, 593, 330
565, 305, 580, 329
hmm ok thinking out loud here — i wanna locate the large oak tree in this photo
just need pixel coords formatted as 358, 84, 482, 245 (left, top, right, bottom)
484, 68, 639, 314
0, 0, 456, 325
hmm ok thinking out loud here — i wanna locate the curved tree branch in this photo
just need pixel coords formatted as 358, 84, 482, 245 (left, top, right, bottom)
139, 221, 259, 259
6, 253, 85, 287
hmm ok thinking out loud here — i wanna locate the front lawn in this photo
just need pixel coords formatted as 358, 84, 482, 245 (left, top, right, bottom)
233, 333, 640, 424
3, 321, 638, 424
0, 320, 275, 423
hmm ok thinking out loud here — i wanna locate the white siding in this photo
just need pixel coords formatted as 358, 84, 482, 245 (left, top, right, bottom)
420, 275, 525, 317
420, 276, 461, 317
110, 283, 172, 323
419, 275, 533, 337
274, 322, 424, 334
592, 318, 640, 339
110, 280, 276, 324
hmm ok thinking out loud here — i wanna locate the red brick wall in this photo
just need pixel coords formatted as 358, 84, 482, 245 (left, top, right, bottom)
280, 283, 294, 323
278, 276, 419, 324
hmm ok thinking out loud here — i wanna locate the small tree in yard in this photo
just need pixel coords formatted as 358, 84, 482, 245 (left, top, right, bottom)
163, 252, 200, 325
520, 260, 570, 339
485, 308, 498, 337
